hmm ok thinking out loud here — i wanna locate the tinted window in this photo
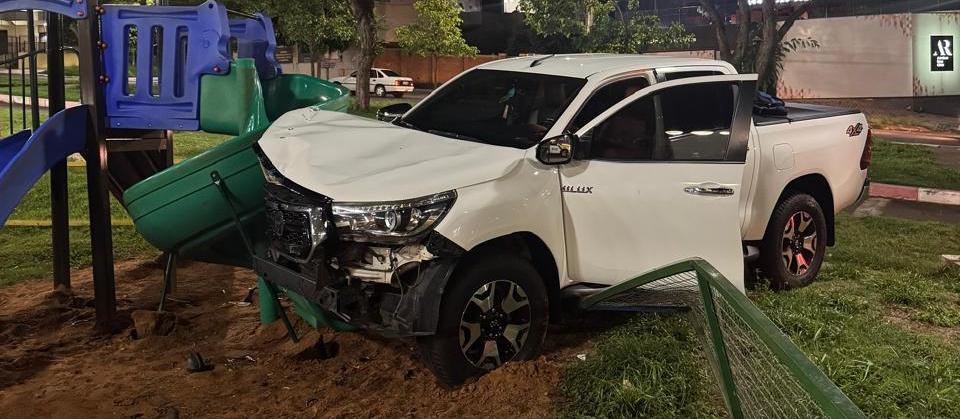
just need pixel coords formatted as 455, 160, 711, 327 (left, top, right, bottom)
401, 69, 586, 149
590, 97, 657, 160
381, 69, 401, 77
660, 82, 735, 161
569, 78, 649, 132
589, 82, 736, 161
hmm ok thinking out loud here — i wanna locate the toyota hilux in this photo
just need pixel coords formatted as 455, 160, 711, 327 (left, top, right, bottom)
252, 54, 871, 386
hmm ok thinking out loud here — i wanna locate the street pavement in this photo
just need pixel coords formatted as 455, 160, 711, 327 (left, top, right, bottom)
853, 197, 960, 224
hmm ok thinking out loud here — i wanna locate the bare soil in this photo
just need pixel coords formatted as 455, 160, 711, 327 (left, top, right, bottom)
0, 259, 602, 418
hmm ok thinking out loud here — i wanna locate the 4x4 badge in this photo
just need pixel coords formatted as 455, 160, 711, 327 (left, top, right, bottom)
846, 123, 863, 137
562, 185, 594, 194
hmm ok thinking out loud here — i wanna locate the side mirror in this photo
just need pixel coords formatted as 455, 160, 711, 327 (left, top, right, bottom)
536, 134, 576, 165
377, 103, 413, 122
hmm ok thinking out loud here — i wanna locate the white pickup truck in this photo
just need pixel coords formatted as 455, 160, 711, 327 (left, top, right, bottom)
253, 54, 871, 386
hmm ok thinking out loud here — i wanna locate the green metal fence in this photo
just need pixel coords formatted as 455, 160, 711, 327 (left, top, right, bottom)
580, 258, 866, 419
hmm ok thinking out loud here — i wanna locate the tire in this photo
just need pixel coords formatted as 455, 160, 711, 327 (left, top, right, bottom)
392, 92, 404, 98
417, 254, 549, 388
374, 84, 386, 97
759, 193, 828, 290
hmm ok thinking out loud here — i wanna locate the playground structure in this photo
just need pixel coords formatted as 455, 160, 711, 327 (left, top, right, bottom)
0, 0, 349, 330
0, 3, 872, 416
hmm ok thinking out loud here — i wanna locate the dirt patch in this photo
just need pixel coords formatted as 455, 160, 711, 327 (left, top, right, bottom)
883, 307, 960, 345
0, 259, 599, 418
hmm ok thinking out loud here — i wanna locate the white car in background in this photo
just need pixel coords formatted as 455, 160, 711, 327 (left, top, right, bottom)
331, 68, 415, 98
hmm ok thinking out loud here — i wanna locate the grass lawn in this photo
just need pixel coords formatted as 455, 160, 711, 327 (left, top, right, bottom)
0, 96, 383, 284
560, 214, 960, 417
1, 106, 230, 285
0, 71, 82, 102
871, 139, 960, 190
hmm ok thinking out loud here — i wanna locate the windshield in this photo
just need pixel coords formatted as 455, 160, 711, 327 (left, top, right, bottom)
400, 69, 586, 149
381, 69, 401, 77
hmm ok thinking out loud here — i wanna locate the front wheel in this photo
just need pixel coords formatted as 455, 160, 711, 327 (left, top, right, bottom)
759, 193, 828, 290
374, 84, 386, 97
417, 255, 549, 387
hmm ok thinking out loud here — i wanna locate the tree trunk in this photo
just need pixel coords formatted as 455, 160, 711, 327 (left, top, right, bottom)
431, 55, 437, 89
754, 0, 778, 91
311, 45, 320, 78
350, 0, 376, 110
731, 0, 751, 70
755, 0, 813, 92
698, 0, 732, 63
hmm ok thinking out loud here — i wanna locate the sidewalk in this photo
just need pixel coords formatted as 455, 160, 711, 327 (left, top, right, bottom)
0, 94, 82, 109
871, 183, 960, 206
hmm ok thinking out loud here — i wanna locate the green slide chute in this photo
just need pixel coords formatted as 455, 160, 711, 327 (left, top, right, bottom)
123, 59, 353, 330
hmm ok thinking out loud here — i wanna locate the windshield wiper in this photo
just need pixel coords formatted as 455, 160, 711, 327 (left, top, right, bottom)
427, 129, 481, 143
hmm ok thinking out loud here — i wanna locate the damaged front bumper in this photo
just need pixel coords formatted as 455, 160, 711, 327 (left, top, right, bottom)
251, 158, 466, 337
254, 253, 458, 337
255, 230, 464, 337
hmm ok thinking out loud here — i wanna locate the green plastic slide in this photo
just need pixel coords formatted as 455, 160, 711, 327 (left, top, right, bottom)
124, 59, 350, 268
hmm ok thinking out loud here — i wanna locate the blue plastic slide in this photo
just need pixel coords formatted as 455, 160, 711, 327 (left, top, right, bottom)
0, 106, 89, 226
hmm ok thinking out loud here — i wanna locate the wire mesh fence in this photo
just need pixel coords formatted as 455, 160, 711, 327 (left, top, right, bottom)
580, 258, 865, 419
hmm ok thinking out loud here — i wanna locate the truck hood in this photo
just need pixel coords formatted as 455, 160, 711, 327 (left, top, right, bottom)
257, 108, 526, 202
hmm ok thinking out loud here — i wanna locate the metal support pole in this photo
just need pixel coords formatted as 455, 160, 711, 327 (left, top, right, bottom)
26, 11, 40, 130
78, 1, 118, 331
158, 252, 177, 312
46, 11, 71, 291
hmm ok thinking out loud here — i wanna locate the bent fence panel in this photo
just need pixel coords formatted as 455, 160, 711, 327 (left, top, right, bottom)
581, 258, 865, 419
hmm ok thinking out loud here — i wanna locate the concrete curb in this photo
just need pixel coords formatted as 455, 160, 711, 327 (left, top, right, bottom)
870, 182, 960, 206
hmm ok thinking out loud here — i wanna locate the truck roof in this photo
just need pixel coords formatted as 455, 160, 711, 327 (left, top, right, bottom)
476, 53, 736, 79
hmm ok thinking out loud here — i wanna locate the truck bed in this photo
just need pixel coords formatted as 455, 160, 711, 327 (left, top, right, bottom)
754, 103, 860, 126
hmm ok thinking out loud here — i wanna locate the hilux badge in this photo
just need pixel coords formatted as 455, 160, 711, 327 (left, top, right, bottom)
562, 185, 594, 194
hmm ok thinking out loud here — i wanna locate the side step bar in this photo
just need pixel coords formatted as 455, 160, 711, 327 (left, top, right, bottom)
563, 246, 761, 312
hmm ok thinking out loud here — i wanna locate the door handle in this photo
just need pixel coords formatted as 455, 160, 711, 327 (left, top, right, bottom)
684, 183, 735, 196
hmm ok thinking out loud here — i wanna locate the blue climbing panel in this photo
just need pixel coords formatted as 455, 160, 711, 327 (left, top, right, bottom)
0, 0, 87, 17
101, 0, 231, 131
230, 13, 281, 81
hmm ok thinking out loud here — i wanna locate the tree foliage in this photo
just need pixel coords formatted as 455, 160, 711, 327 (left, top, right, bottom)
396, 0, 478, 88
396, 0, 478, 58
229, 0, 355, 76
518, 0, 695, 54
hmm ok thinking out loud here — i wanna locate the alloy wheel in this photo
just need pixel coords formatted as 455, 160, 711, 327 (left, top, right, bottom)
781, 211, 818, 275
458, 280, 532, 369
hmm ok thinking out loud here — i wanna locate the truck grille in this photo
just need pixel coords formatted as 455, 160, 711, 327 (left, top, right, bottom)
264, 184, 330, 263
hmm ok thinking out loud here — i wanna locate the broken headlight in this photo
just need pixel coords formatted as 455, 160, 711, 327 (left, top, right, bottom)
332, 191, 456, 243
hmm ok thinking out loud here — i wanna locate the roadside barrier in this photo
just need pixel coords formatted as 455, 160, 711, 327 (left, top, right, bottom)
581, 258, 865, 419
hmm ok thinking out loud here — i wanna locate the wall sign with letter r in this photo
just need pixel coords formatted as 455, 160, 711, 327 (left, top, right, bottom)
932, 35, 954, 72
